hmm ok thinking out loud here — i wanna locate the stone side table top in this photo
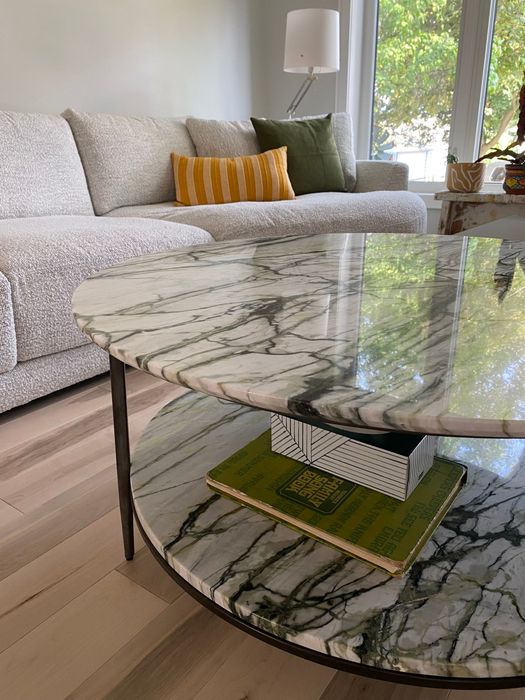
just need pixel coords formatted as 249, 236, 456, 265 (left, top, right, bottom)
435, 190, 525, 204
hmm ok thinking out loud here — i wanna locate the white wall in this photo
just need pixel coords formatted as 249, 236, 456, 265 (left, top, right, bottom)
0, 0, 340, 120
252, 0, 339, 120
0, 0, 255, 118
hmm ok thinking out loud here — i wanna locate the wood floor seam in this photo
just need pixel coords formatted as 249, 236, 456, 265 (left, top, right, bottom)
0, 382, 179, 480
64, 592, 205, 699
0, 497, 23, 516
116, 567, 177, 604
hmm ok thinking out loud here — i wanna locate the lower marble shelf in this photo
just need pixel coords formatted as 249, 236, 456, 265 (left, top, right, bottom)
130, 391, 525, 684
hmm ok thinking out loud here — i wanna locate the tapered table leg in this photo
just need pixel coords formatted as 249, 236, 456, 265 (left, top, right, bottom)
109, 355, 134, 560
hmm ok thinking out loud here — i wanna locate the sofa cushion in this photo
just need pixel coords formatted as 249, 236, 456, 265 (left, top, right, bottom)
326, 112, 356, 192
251, 115, 346, 195
63, 109, 197, 215
0, 216, 212, 361
106, 191, 427, 240
186, 118, 259, 157
187, 112, 357, 192
0, 111, 94, 219
0, 344, 109, 414
0, 271, 16, 374
172, 147, 295, 205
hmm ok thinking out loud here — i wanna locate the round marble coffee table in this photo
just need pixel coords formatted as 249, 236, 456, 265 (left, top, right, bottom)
73, 232, 525, 689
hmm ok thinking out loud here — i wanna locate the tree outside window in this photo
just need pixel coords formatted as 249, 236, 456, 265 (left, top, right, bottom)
371, 0, 525, 182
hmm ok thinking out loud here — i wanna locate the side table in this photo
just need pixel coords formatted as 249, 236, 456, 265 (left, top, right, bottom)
435, 190, 525, 234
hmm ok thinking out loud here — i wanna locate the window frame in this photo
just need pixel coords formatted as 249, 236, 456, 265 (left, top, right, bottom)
341, 0, 500, 194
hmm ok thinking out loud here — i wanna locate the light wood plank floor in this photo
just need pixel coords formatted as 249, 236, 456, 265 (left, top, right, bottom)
0, 371, 523, 699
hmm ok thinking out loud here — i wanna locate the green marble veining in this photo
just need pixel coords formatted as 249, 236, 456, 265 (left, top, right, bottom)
131, 391, 525, 680
73, 233, 525, 438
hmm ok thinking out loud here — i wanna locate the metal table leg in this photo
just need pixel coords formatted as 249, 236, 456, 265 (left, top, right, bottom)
109, 355, 134, 560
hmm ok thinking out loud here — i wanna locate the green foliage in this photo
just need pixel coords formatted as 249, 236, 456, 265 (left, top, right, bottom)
482, 1, 525, 152
371, 125, 395, 160
477, 71, 525, 164
373, 0, 525, 156
373, 0, 461, 153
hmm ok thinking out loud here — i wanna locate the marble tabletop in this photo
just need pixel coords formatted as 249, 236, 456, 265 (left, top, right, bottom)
131, 390, 525, 681
73, 232, 525, 437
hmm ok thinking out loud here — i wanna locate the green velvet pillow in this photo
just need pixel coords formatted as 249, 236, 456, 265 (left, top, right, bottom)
250, 114, 346, 195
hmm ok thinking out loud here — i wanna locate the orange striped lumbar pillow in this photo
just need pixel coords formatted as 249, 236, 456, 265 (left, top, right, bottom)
171, 146, 295, 206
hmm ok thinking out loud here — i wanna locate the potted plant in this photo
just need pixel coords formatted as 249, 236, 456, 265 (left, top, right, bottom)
445, 153, 486, 193
476, 71, 525, 195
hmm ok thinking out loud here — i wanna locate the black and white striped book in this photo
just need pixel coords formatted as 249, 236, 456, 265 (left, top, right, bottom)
271, 414, 438, 501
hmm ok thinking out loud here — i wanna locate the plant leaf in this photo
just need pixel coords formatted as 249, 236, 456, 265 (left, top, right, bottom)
476, 147, 521, 163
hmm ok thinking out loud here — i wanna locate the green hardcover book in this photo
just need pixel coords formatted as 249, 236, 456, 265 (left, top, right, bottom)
206, 431, 465, 576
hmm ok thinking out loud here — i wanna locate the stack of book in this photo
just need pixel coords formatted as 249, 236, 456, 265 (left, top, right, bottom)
206, 422, 465, 576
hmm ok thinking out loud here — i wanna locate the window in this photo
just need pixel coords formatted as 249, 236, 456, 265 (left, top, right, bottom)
480, 0, 525, 182
372, 0, 462, 182
347, 0, 525, 189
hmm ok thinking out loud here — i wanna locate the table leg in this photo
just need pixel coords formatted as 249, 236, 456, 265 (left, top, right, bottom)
109, 355, 134, 560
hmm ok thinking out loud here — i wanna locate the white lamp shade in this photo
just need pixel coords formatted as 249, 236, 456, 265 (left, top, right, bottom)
284, 8, 340, 74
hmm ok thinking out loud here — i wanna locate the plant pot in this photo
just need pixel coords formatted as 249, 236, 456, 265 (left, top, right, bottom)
503, 164, 525, 195
445, 162, 486, 193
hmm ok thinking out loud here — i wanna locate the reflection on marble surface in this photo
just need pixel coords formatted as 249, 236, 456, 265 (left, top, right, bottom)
131, 392, 525, 680
440, 436, 525, 479
73, 232, 525, 437
493, 240, 525, 302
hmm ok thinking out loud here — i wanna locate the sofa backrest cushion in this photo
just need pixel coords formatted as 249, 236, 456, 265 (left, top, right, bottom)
326, 112, 356, 192
63, 109, 197, 215
0, 111, 94, 219
186, 118, 260, 157
187, 112, 356, 192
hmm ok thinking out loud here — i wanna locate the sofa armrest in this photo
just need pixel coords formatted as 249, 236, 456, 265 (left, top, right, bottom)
354, 160, 409, 192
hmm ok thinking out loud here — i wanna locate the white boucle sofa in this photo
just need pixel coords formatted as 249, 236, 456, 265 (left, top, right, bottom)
0, 109, 427, 412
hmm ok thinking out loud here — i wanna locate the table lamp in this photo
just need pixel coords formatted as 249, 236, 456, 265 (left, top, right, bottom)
284, 8, 340, 118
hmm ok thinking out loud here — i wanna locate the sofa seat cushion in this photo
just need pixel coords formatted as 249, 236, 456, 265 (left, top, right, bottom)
64, 110, 197, 215
0, 216, 212, 362
0, 112, 94, 219
106, 191, 427, 241
0, 271, 16, 374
